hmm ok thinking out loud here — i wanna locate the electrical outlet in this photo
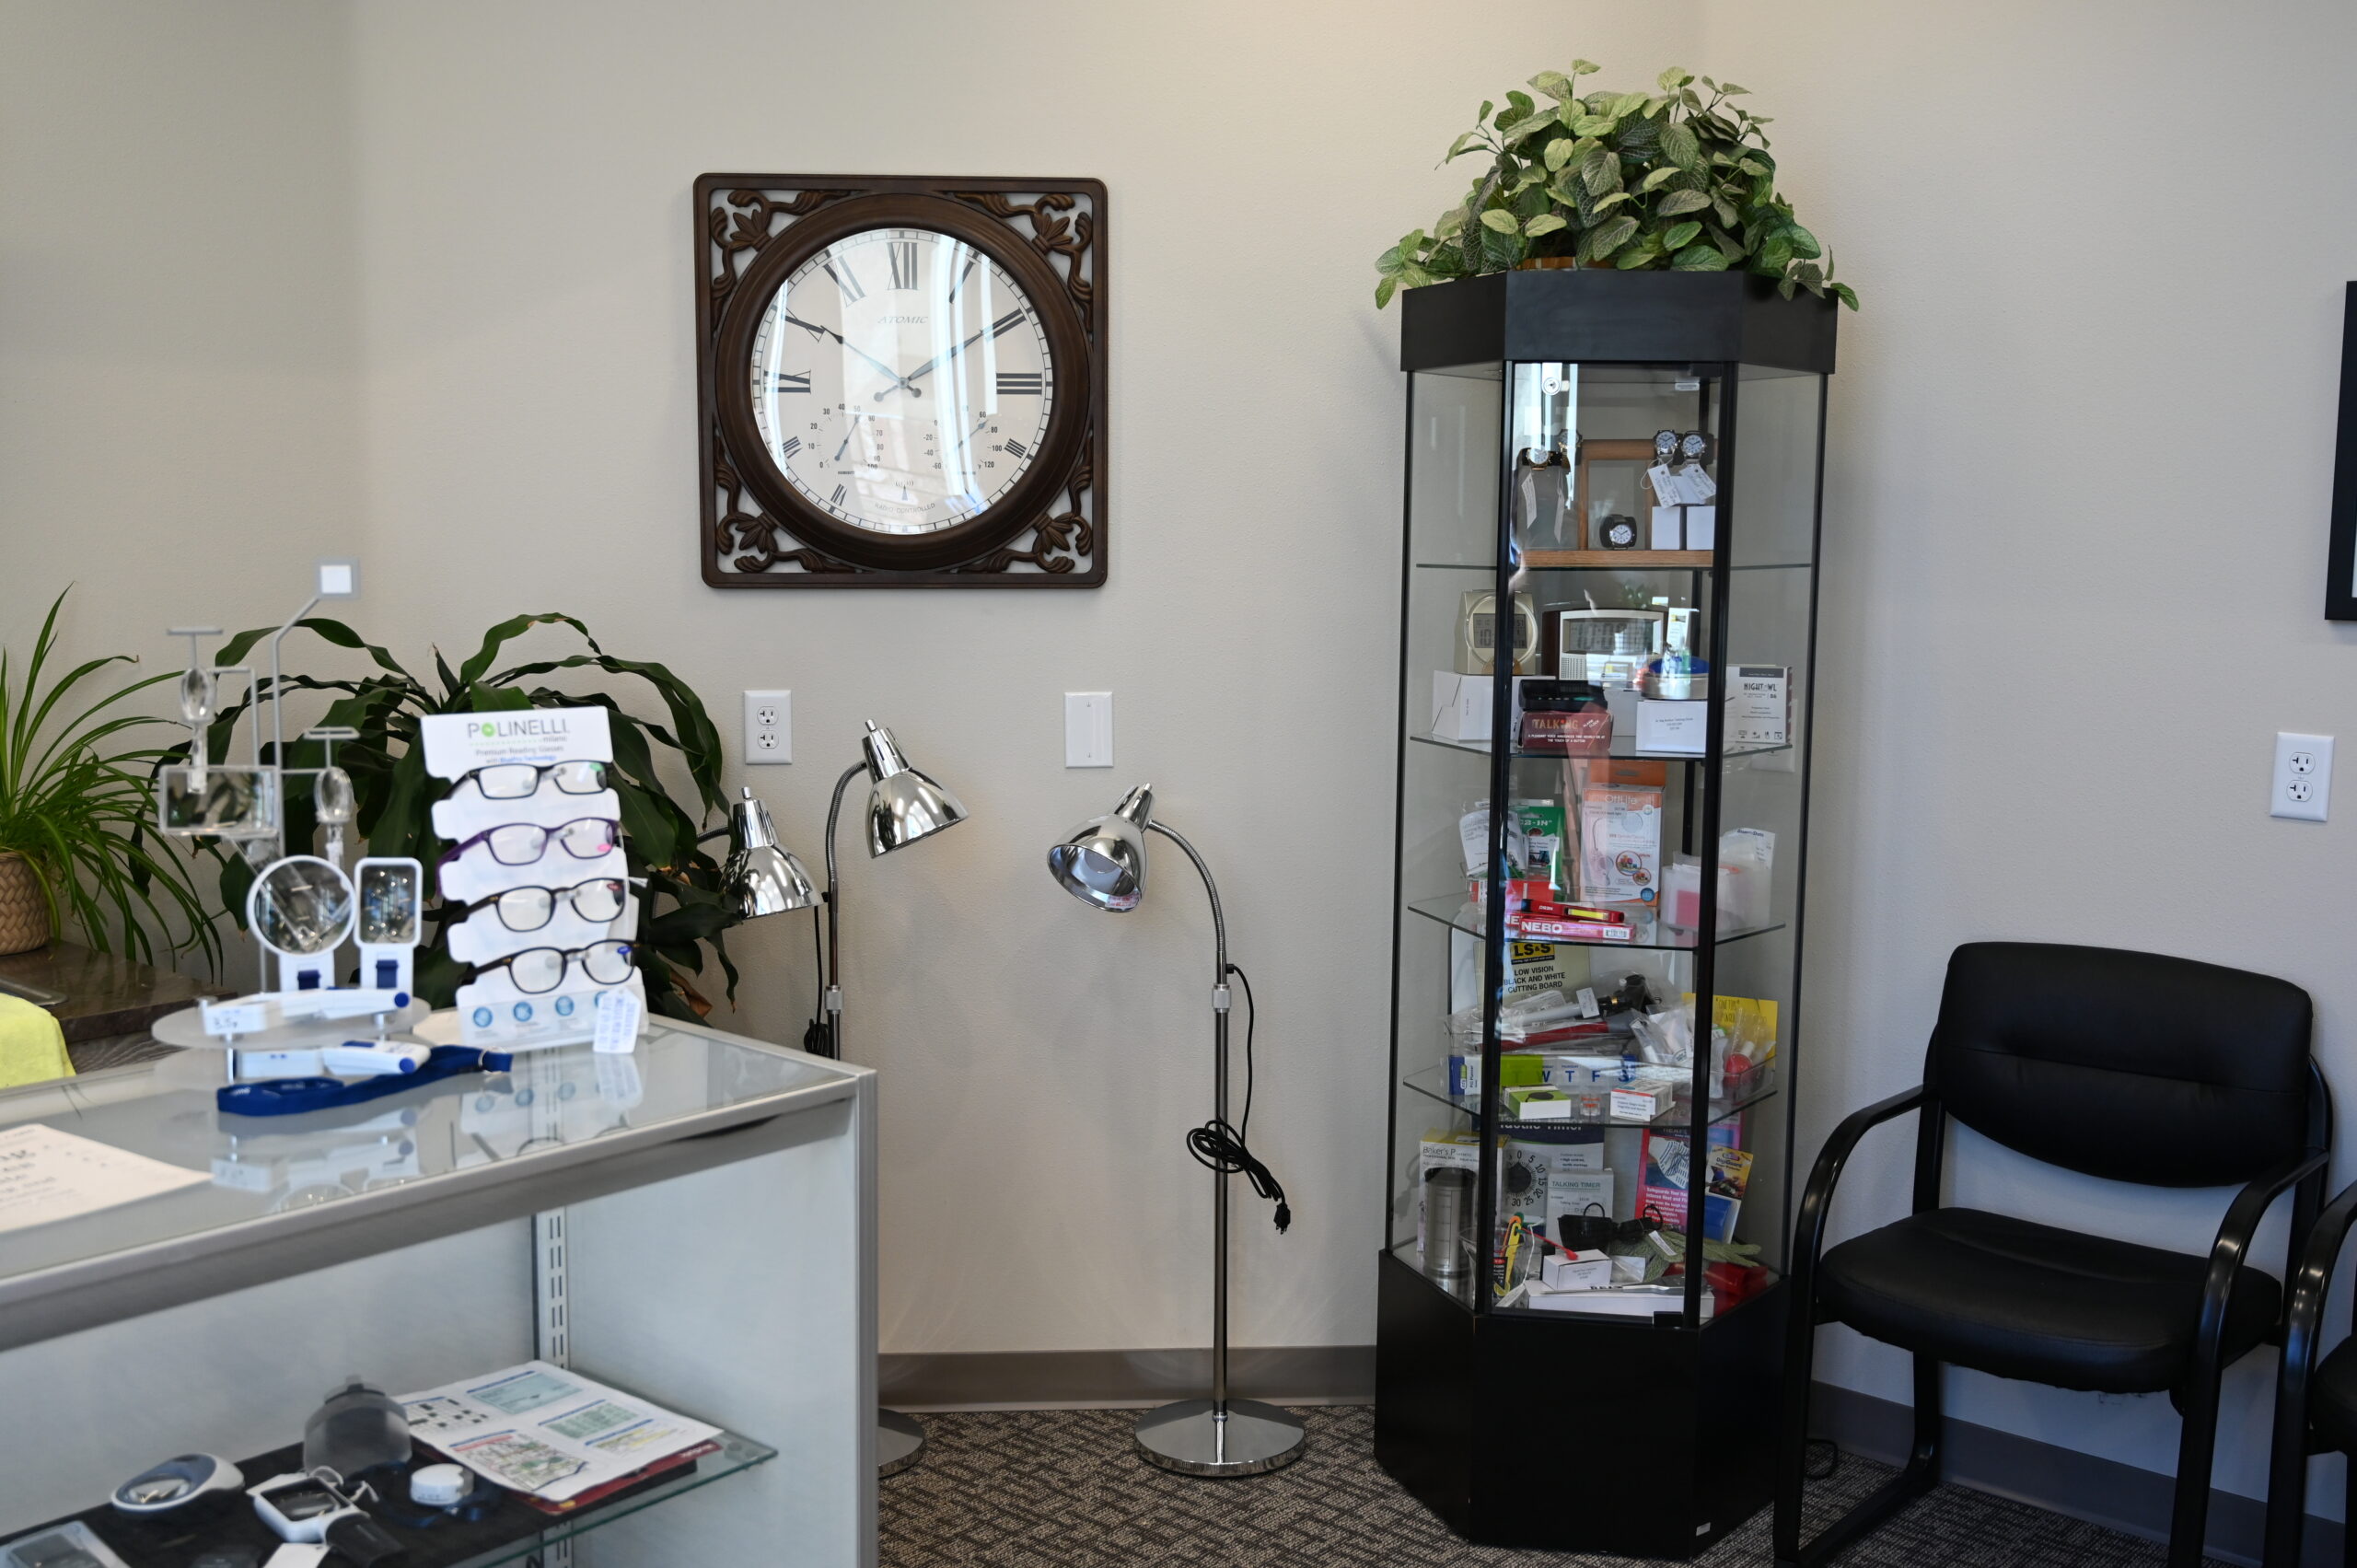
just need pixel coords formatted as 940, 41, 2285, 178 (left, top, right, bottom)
743, 690, 791, 765
2270, 732, 2332, 822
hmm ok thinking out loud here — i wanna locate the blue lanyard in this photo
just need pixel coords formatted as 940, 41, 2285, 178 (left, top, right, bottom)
217, 1046, 514, 1118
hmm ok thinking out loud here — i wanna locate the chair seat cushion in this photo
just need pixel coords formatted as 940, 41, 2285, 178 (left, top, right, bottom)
2308, 1338, 2357, 1454
1817, 1207, 2280, 1393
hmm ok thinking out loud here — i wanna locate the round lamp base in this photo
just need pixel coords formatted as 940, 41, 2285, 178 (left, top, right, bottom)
878, 1407, 926, 1477
1132, 1399, 1305, 1478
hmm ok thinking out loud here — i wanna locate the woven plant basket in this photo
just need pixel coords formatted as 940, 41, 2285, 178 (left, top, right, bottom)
0, 853, 52, 955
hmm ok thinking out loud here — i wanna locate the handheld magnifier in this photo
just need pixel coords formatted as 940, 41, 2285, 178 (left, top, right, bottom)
245, 856, 357, 993
110, 1453, 244, 1516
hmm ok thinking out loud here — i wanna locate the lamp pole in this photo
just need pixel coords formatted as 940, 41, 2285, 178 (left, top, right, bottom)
1146, 821, 1234, 1423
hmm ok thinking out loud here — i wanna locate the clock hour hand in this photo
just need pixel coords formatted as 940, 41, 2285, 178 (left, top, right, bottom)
782, 313, 920, 395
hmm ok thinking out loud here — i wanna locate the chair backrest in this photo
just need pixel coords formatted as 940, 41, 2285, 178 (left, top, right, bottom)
1926, 941, 2315, 1188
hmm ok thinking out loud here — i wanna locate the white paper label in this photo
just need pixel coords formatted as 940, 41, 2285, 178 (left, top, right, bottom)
593, 987, 642, 1053
421, 706, 614, 782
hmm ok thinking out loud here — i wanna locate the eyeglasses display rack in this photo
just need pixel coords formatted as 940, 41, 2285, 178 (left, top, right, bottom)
1378, 270, 1836, 1555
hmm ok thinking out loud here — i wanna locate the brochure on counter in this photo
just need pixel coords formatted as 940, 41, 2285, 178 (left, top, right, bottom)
399, 1359, 721, 1506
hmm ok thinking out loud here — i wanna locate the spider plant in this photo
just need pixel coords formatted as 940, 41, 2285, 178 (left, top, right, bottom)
0, 589, 221, 965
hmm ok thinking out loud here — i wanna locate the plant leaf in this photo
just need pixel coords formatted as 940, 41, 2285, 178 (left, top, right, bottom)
1662, 221, 1702, 250
1543, 135, 1577, 172
1529, 70, 1576, 101
1782, 223, 1822, 260
1639, 166, 1682, 192
1831, 282, 1860, 310
1658, 120, 1701, 170
1580, 215, 1638, 261
1480, 208, 1520, 234
1523, 213, 1568, 238
1580, 145, 1621, 196
1672, 243, 1730, 271
1655, 189, 1711, 217
1375, 277, 1398, 308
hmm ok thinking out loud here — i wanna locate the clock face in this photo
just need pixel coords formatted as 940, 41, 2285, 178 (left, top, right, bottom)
747, 226, 1054, 538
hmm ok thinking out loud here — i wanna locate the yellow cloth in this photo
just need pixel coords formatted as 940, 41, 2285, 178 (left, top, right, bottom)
0, 992, 72, 1088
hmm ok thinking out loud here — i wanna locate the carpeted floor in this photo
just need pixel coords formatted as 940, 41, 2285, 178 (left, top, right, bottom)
878, 1406, 2230, 1567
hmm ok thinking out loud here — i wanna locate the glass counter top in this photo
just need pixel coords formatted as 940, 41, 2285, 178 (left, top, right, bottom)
0, 1014, 857, 1295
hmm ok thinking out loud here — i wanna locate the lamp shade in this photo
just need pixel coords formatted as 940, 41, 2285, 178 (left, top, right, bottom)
1046, 784, 1154, 912
860, 721, 968, 857
721, 786, 819, 919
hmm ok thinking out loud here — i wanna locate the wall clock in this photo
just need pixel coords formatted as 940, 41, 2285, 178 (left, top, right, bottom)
696, 174, 1108, 587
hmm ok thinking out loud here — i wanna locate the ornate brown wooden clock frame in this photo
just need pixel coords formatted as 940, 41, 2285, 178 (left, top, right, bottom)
696, 173, 1108, 588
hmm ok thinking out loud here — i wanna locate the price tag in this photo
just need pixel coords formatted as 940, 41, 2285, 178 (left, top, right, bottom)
592, 988, 642, 1053
1678, 465, 1719, 503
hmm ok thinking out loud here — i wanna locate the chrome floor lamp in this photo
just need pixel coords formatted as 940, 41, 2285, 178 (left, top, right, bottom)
724, 719, 969, 1479
1046, 784, 1303, 1477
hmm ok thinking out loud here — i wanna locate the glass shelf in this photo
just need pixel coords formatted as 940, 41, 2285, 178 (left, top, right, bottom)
1404, 893, 1787, 953
1400, 1059, 1779, 1132
1412, 559, 1814, 574
1388, 1237, 1785, 1328
1409, 733, 1794, 765
29, 1425, 778, 1568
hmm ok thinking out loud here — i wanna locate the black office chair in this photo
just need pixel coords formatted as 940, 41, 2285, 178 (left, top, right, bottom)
1777, 942, 2329, 1568
2263, 1176, 2357, 1567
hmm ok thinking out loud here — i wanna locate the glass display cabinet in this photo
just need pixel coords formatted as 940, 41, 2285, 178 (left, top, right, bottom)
1377, 270, 1835, 1555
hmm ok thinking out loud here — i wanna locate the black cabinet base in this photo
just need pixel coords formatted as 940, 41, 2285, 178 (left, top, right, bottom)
1375, 1249, 1787, 1557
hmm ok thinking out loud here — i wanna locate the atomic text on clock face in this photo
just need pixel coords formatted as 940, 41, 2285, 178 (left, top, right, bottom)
748, 226, 1055, 538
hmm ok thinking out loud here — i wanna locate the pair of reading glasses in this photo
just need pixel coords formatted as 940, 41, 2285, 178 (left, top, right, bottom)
465, 938, 634, 994
460, 877, 631, 934
438, 817, 619, 868
453, 760, 607, 799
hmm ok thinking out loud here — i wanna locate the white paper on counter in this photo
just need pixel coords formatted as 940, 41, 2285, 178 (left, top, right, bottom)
0, 1123, 208, 1232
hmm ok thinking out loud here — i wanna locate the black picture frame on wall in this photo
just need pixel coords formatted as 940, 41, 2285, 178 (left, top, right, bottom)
2327, 282, 2357, 620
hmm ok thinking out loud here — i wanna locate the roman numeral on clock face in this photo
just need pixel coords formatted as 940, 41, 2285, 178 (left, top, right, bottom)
996, 372, 1042, 396
888, 241, 918, 291
831, 483, 847, 507
991, 309, 1026, 338
779, 436, 801, 459
824, 261, 865, 303
1004, 438, 1029, 459
772, 371, 811, 392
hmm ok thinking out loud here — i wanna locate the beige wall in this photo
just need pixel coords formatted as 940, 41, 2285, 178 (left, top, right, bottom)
6, 0, 2357, 1518
0, 1, 360, 679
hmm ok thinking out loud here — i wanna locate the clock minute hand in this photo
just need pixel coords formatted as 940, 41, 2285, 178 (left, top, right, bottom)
783, 313, 916, 391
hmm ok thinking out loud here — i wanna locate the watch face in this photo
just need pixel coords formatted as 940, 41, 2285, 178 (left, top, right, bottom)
1601, 516, 1638, 549
1679, 431, 1708, 463
749, 226, 1054, 538
1654, 429, 1679, 464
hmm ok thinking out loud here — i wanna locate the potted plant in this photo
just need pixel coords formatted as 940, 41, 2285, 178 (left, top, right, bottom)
1375, 62, 1857, 310
0, 590, 222, 962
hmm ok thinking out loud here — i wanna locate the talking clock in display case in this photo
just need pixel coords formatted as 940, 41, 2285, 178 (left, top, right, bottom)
698, 174, 1109, 587
1384, 270, 1835, 1556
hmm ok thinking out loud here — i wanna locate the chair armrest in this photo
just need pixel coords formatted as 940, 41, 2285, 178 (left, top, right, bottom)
2192, 1147, 2330, 1373
1793, 1085, 1927, 1282
2281, 1174, 2357, 1392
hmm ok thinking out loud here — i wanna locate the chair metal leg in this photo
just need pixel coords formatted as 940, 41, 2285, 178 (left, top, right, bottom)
2168, 1372, 2223, 1568
1776, 1350, 1944, 1567
1773, 1307, 1821, 1564
2341, 1458, 2357, 1568
2263, 1376, 2314, 1568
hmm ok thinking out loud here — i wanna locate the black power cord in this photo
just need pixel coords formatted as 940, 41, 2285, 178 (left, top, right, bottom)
1183, 962, 1291, 1233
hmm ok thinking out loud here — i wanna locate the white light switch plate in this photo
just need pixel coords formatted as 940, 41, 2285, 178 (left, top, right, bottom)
2271, 731, 2332, 821
743, 689, 791, 765
1065, 692, 1112, 768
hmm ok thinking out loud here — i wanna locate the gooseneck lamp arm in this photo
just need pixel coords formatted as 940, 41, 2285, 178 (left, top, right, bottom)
819, 761, 865, 1059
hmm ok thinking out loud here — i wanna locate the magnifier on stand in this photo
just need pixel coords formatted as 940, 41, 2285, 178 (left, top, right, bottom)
721, 720, 968, 1479
1047, 784, 1303, 1477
